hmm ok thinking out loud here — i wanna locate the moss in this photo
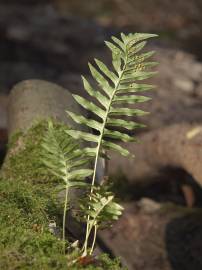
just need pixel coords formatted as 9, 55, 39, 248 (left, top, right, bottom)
2, 120, 58, 185
0, 120, 126, 269
7, 130, 23, 148
0, 175, 66, 270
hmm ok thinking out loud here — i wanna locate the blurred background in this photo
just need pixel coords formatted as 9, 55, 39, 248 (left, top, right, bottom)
0, 1, 202, 269
1, 0, 202, 159
0, 0, 202, 94
0, 0, 201, 125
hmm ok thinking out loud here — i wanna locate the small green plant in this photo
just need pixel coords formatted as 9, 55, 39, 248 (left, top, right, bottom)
42, 32, 157, 262
0, 121, 126, 269
41, 121, 92, 249
79, 185, 123, 255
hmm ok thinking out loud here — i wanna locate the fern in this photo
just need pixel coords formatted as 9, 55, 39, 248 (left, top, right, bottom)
66, 33, 157, 175
42, 33, 157, 258
65, 32, 158, 255
79, 185, 123, 254
41, 121, 92, 250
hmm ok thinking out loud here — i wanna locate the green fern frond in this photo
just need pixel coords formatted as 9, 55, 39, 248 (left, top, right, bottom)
65, 32, 157, 255
79, 185, 123, 255
42, 121, 93, 186
41, 32, 157, 258
66, 33, 157, 162
41, 120, 92, 247
81, 186, 123, 226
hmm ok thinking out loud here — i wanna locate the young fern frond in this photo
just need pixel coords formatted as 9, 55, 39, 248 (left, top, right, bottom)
65, 32, 158, 254
41, 121, 93, 248
79, 186, 123, 254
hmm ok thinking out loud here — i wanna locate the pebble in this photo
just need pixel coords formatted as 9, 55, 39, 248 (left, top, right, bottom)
173, 78, 194, 93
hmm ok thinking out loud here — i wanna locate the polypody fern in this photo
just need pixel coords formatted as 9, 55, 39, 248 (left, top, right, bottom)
79, 185, 123, 255
42, 32, 157, 258
66, 32, 157, 255
66, 32, 157, 180
42, 121, 92, 249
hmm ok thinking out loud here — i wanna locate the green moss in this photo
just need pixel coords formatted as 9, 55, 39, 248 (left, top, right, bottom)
0, 175, 66, 270
2, 120, 58, 185
7, 130, 23, 148
0, 120, 126, 269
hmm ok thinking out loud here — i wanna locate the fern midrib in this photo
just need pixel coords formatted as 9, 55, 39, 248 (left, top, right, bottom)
83, 43, 129, 254
91, 43, 129, 189
49, 130, 70, 245
56, 139, 70, 244
87, 195, 114, 255
62, 157, 70, 243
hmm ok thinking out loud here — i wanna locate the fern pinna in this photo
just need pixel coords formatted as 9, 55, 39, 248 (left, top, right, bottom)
65, 33, 158, 255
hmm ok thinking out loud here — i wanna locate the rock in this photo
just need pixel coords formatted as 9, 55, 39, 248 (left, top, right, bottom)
173, 77, 194, 93
108, 123, 202, 187
138, 198, 161, 213
7, 79, 86, 136
0, 95, 8, 165
98, 200, 202, 270
195, 83, 202, 98
4, 79, 106, 239
0, 95, 8, 129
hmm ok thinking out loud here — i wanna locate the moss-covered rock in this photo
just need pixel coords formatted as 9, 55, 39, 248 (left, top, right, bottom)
0, 120, 126, 269
2, 120, 59, 184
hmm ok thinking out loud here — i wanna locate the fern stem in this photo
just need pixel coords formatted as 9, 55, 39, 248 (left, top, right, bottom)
82, 224, 90, 256
91, 46, 129, 190
82, 220, 94, 256
82, 145, 101, 255
90, 224, 98, 255
62, 185, 69, 253
83, 44, 129, 254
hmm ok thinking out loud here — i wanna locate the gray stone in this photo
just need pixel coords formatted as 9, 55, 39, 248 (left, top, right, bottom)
0, 95, 8, 129
173, 77, 194, 93
8, 79, 85, 136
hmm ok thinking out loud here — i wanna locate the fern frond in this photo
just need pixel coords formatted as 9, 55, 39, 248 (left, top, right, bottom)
41, 120, 93, 246
66, 32, 157, 255
80, 186, 123, 226
79, 185, 123, 254
67, 32, 157, 162
42, 121, 93, 187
